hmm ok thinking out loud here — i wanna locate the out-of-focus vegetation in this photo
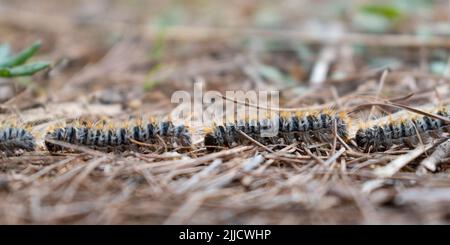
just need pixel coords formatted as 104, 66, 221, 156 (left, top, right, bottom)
0, 40, 50, 78
0, 0, 449, 226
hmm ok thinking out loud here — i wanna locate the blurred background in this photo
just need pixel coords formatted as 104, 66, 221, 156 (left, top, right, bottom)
1, 0, 449, 122
1, 0, 450, 225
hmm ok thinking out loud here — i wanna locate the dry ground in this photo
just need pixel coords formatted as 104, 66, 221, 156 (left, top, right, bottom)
0, 0, 450, 224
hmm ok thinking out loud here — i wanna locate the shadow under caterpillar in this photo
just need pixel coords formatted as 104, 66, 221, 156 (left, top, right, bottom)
204, 111, 349, 151
355, 106, 450, 152
44, 119, 191, 153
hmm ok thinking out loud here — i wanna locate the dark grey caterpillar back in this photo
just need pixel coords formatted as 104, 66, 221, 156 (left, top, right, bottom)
204, 111, 349, 151
355, 106, 450, 152
0, 127, 36, 155
45, 120, 191, 152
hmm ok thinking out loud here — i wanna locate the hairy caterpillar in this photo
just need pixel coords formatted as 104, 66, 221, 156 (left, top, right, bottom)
355, 105, 450, 152
204, 110, 349, 151
0, 126, 36, 155
44, 118, 192, 152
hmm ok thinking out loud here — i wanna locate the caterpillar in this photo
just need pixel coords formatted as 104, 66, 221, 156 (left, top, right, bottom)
0, 126, 36, 155
355, 105, 450, 152
204, 110, 349, 151
44, 118, 192, 152
5, 105, 448, 154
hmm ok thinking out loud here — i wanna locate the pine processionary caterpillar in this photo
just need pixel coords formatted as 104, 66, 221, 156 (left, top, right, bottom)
44, 119, 192, 152
204, 110, 349, 151
355, 105, 450, 152
3, 105, 447, 154
0, 126, 36, 155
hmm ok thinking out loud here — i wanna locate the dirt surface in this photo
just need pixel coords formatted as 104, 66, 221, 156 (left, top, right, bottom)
0, 0, 450, 224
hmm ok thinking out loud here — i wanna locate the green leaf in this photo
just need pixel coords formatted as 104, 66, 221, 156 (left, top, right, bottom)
0, 43, 11, 61
143, 79, 159, 91
0, 40, 42, 68
0, 61, 50, 77
360, 4, 402, 21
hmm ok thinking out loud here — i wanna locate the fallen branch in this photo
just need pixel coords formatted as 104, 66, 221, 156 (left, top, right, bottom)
374, 139, 445, 178
420, 139, 450, 172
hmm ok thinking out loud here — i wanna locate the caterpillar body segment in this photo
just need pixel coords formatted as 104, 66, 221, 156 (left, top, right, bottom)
204, 111, 349, 151
0, 126, 36, 155
5, 105, 449, 154
278, 111, 349, 143
355, 106, 450, 152
44, 119, 192, 152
